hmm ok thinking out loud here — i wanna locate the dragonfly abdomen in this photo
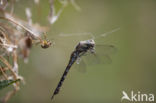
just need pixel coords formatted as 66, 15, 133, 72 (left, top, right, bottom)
51, 51, 79, 100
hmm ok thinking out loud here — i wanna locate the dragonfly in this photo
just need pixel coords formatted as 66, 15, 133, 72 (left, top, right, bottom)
51, 43, 117, 99
51, 28, 119, 100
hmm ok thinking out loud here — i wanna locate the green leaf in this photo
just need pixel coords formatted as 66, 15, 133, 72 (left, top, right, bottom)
0, 79, 20, 90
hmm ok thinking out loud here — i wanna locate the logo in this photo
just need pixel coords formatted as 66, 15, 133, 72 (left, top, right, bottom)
121, 91, 154, 102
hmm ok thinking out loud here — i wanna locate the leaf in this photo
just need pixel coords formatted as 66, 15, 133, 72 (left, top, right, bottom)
0, 79, 20, 90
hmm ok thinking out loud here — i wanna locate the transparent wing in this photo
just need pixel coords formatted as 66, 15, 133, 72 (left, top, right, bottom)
83, 44, 117, 65
73, 59, 87, 73
59, 32, 93, 37
95, 44, 117, 55
58, 27, 120, 39
73, 44, 117, 72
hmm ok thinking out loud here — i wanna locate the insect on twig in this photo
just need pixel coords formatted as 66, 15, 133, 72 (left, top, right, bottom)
40, 33, 52, 49
0, 16, 52, 49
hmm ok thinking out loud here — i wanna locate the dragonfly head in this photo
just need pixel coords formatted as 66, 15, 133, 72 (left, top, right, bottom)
87, 39, 95, 53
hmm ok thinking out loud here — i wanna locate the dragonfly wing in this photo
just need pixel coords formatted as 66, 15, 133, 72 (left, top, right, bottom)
95, 44, 117, 55
95, 54, 112, 64
82, 53, 112, 65
82, 44, 116, 65
73, 58, 87, 73
95, 44, 117, 64
59, 32, 93, 37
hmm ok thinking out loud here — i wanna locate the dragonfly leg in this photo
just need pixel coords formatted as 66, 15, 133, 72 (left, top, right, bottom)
79, 51, 86, 57
76, 57, 81, 64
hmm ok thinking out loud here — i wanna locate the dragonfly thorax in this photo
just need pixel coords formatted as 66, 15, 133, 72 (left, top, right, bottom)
75, 39, 95, 53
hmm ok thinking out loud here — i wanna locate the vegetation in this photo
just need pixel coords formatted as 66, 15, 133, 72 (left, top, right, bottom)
0, 0, 79, 102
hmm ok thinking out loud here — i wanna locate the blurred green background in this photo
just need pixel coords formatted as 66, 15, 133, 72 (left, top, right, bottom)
1, 0, 156, 103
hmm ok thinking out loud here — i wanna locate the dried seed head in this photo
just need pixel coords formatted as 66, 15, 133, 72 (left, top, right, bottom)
25, 37, 32, 49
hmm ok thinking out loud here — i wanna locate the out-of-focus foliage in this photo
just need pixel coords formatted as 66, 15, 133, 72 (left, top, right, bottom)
0, 79, 20, 90
0, 0, 78, 102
